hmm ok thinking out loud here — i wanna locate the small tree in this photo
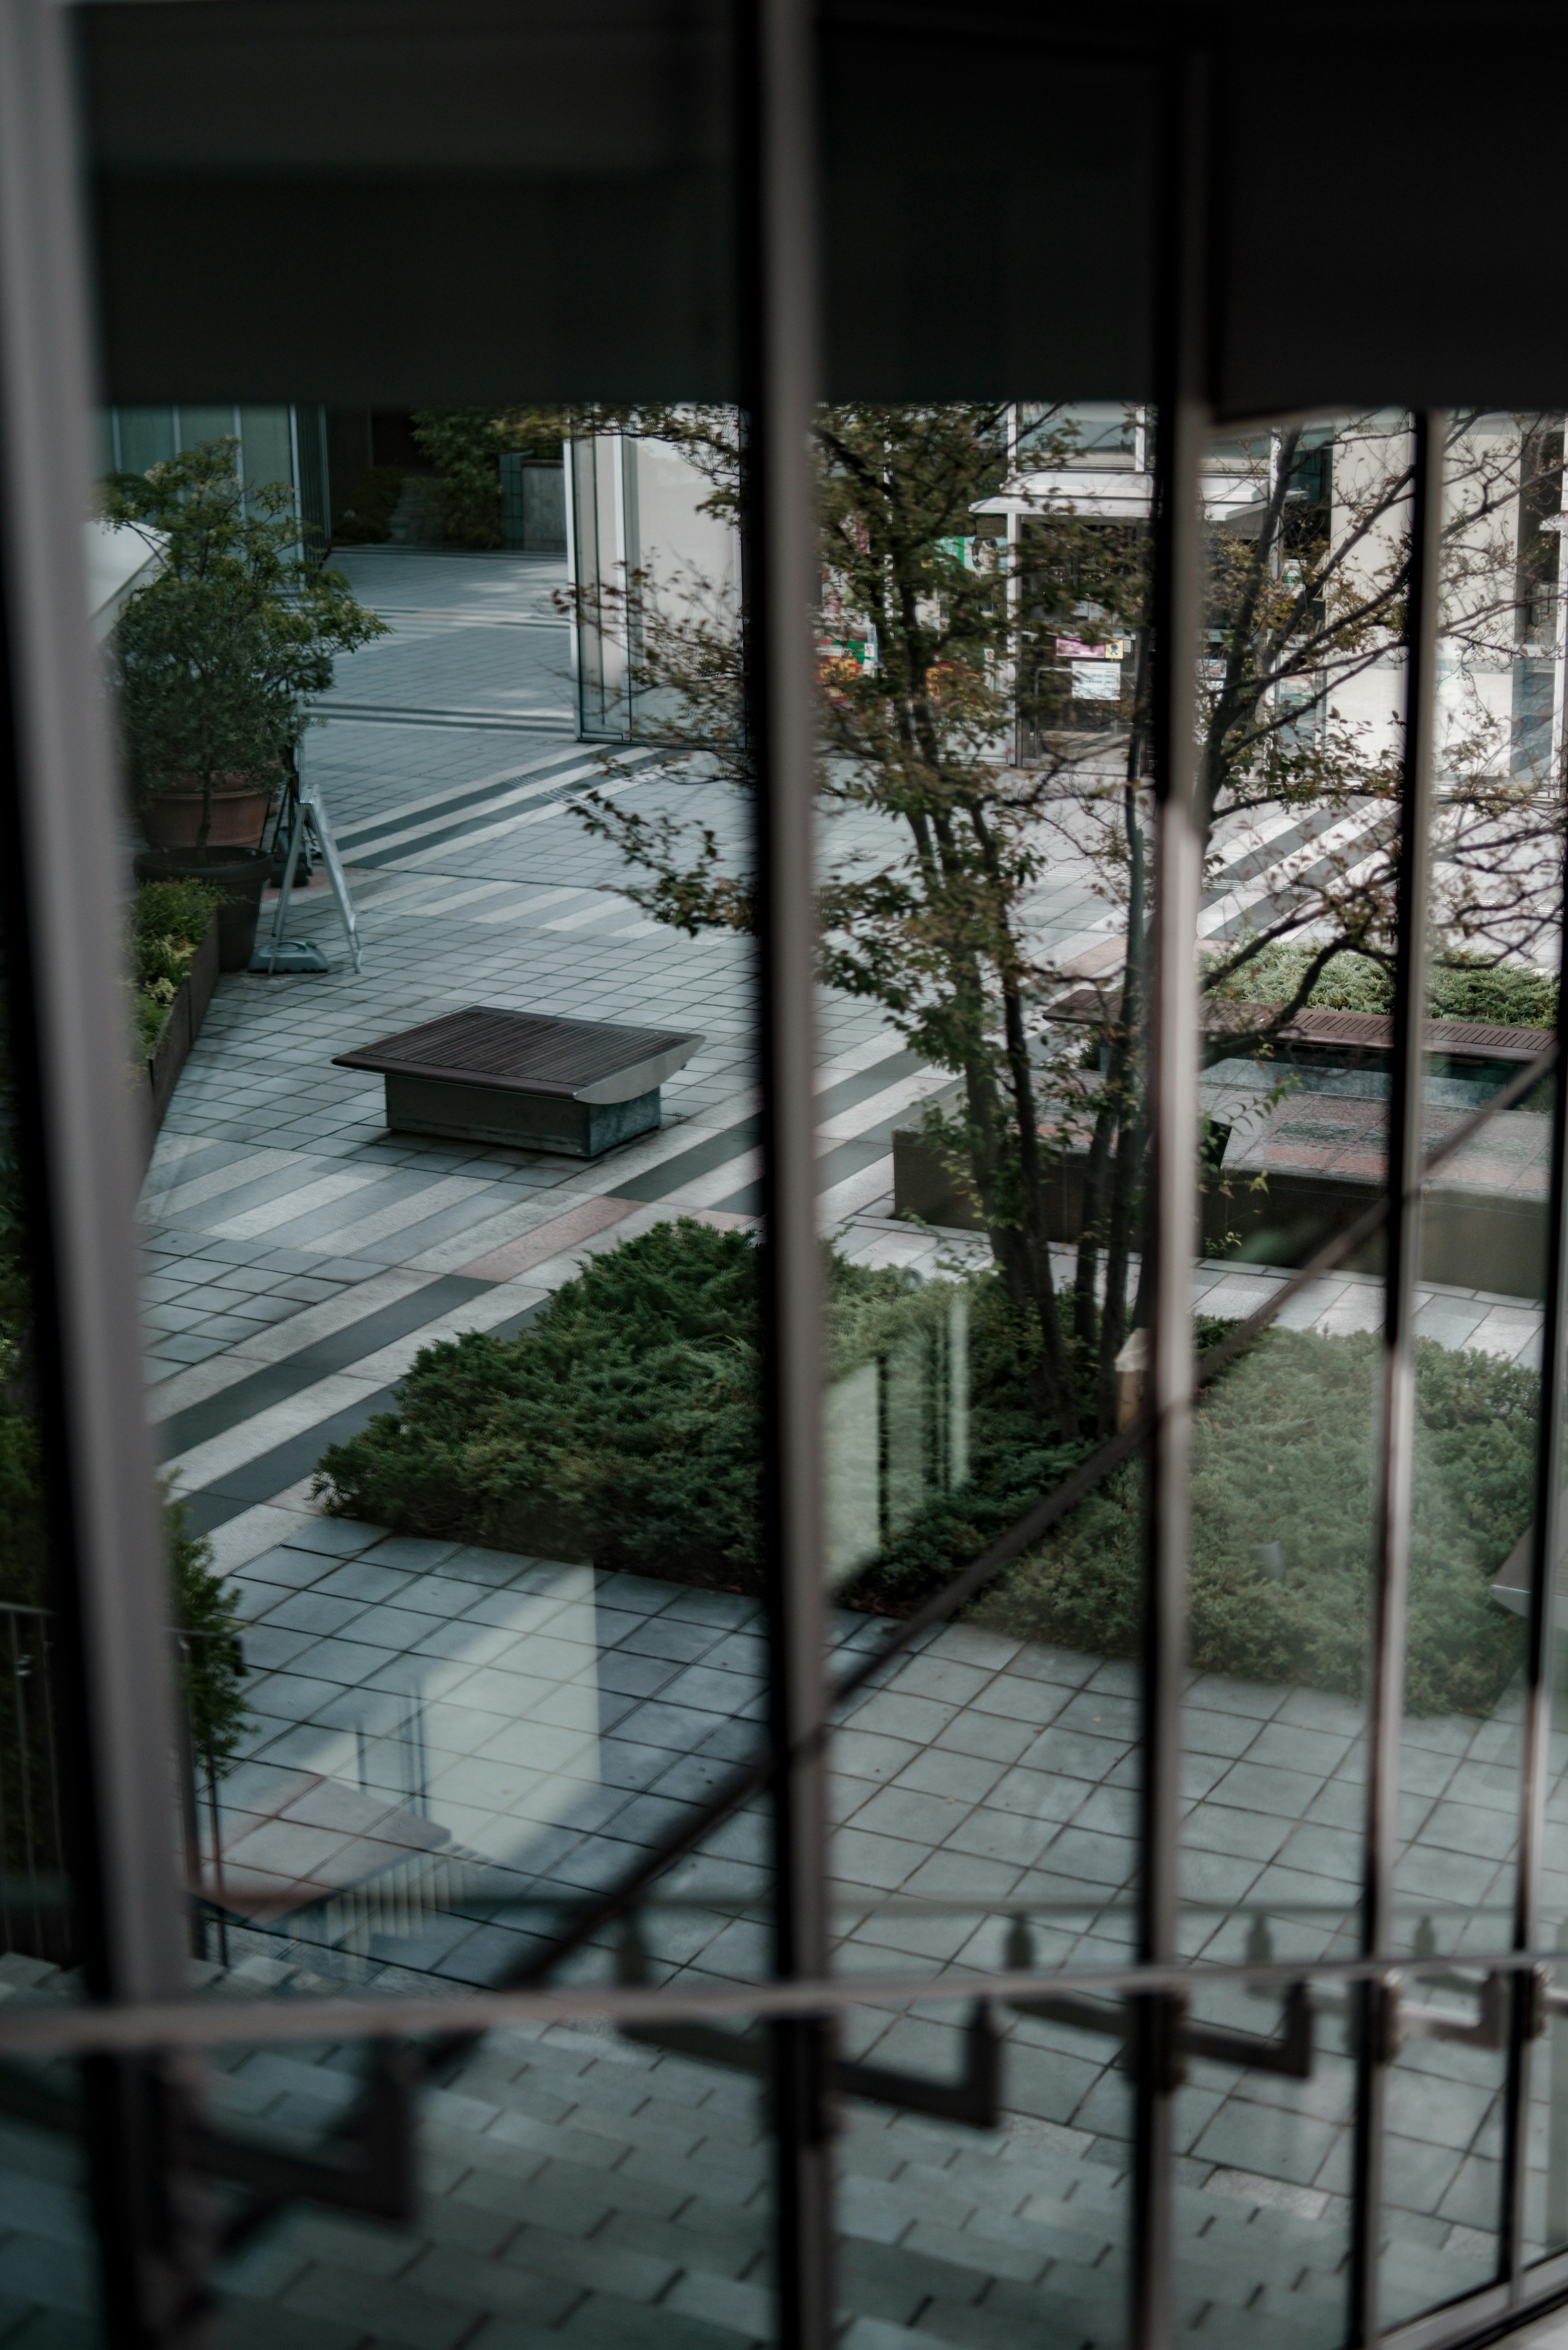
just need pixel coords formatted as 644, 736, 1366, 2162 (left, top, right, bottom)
544, 404, 1564, 1445
107, 440, 386, 845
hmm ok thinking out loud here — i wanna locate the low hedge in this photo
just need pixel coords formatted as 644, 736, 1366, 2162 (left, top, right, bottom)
314, 1217, 1085, 1600
315, 1221, 1537, 1715
1205, 943, 1557, 1030
131, 878, 223, 1055
974, 1324, 1534, 1717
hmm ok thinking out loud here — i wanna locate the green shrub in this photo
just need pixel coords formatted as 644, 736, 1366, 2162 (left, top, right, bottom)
316, 1219, 1121, 1608
315, 1222, 1539, 1717
332, 464, 408, 544
317, 1218, 764, 1581
1206, 943, 1557, 1029
129, 878, 223, 1054
166, 1490, 250, 1764
972, 1325, 1534, 1716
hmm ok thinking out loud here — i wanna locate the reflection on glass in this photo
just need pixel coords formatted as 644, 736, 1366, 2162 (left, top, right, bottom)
212, 2027, 777, 2345
1174, 1978, 1356, 2350
1166, 412, 1423, 2328
802, 397, 1152, 2292
0, 2099, 99, 2341
1385, 410, 1563, 2314
1381, 1995, 1509, 2326
114, 403, 771, 2000
836, 1998, 1131, 2350
0, 822, 80, 1987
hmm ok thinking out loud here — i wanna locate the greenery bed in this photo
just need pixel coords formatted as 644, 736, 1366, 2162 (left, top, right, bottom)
972, 1324, 1533, 1717
314, 1219, 1535, 1717
131, 878, 223, 1055
1205, 942, 1557, 1030
316, 1218, 1080, 1600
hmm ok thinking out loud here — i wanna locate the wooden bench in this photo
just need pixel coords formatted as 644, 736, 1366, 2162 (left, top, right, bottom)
334, 1006, 704, 1158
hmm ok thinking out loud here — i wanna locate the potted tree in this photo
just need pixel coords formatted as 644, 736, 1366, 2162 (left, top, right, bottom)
107, 440, 386, 968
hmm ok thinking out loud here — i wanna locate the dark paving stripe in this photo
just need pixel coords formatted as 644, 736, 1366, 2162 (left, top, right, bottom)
815, 1049, 925, 1118
350, 757, 653, 871
610, 1051, 924, 1209
181, 1300, 548, 1534
610, 1115, 763, 1204
181, 1390, 403, 1531
711, 1136, 889, 1219
155, 1274, 496, 1460
335, 749, 600, 856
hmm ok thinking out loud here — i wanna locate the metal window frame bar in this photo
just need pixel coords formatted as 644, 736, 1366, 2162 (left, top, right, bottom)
1136, 46, 1212, 2350
4, 1939, 1568, 2061
1350, 408, 1445, 2350
0, 0, 198, 2339
1504, 450, 1568, 2309
737, 0, 834, 2343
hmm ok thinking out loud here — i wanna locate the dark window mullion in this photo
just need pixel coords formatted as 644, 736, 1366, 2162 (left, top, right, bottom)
1349, 408, 1445, 2350
1503, 514, 1568, 2296
1135, 46, 1211, 2350
0, 0, 193, 2339
739, 0, 834, 2342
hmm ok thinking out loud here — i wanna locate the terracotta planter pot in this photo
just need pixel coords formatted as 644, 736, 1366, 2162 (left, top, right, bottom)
141, 780, 274, 849
133, 845, 273, 972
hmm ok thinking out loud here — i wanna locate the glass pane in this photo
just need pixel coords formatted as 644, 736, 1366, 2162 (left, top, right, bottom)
0, 2092, 100, 2342
818, 391, 1154, 1971
1381, 1996, 1510, 2326
1164, 414, 1419, 2320
210, 2022, 776, 2348
805, 398, 1152, 2332
0, 736, 85, 1988
1384, 410, 1561, 2316
1174, 1976, 1356, 2350
111, 392, 768, 2005
836, 1994, 1132, 2350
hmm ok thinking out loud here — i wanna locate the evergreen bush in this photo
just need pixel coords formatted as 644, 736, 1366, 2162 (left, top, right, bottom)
316, 1220, 1537, 1718
974, 1324, 1534, 1716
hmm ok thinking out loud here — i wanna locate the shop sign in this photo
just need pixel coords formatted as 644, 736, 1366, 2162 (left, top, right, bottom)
1056, 635, 1129, 661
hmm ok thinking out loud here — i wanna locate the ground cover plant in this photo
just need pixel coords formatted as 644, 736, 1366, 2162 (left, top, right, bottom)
131, 877, 224, 1054
973, 1323, 1534, 1717
314, 1220, 1533, 1716
1205, 942, 1557, 1030
314, 1216, 1081, 1601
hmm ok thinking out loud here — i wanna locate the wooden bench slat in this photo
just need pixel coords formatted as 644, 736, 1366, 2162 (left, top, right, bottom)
334, 1005, 704, 1103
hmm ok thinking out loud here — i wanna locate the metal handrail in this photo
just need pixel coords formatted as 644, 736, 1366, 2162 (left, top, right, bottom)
5, 1937, 1568, 2060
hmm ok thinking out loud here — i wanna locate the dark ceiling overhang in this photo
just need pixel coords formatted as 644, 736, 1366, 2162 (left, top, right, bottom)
77, 0, 1568, 417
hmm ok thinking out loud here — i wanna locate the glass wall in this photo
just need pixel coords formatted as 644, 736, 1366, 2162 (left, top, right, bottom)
14, 0, 1568, 2343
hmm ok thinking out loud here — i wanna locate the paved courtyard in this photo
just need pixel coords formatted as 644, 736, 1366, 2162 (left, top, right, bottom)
37, 540, 1548, 2350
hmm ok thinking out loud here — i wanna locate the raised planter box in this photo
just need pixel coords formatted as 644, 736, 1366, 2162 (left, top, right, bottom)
334, 1006, 704, 1159
893, 1105, 1550, 1299
144, 911, 219, 1158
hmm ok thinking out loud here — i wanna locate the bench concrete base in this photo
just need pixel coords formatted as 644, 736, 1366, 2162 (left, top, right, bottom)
384, 1072, 661, 1158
